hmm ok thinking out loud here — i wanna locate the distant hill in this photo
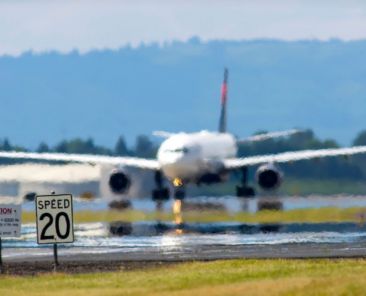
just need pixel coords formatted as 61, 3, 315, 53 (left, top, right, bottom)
0, 38, 365, 148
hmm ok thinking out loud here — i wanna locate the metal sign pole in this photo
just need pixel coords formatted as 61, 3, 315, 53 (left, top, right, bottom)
53, 243, 59, 271
50, 191, 59, 272
0, 237, 3, 274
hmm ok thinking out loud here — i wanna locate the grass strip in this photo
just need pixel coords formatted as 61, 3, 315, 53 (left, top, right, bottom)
1, 259, 366, 295
22, 207, 366, 224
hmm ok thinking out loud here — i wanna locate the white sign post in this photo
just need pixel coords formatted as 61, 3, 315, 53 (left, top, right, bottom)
35, 193, 74, 270
0, 204, 21, 273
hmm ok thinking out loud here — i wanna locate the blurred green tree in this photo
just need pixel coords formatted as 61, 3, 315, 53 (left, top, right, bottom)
135, 135, 156, 158
114, 136, 129, 156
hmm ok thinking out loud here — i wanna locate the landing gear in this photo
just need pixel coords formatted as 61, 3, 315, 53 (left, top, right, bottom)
174, 187, 186, 200
152, 171, 169, 211
236, 167, 255, 198
236, 186, 255, 197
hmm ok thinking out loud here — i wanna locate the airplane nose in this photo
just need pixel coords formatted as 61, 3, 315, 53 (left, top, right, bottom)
158, 149, 184, 164
158, 151, 193, 180
163, 153, 184, 165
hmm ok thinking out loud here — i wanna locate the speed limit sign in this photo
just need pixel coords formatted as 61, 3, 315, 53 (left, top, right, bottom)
35, 194, 74, 244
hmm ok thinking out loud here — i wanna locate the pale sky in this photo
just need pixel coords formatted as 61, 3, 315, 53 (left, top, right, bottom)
0, 0, 366, 56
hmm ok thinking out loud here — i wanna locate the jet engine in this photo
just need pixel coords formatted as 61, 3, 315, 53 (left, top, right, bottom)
108, 169, 131, 194
255, 163, 283, 190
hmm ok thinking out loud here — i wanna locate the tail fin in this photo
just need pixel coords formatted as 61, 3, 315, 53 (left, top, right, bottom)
218, 68, 228, 133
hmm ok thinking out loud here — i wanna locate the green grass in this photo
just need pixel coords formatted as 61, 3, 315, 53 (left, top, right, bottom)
190, 179, 366, 196
22, 207, 366, 224
281, 179, 366, 195
2, 259, 366, 295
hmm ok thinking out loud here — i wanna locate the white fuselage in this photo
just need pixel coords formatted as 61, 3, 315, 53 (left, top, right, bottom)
157, 131, 237, 182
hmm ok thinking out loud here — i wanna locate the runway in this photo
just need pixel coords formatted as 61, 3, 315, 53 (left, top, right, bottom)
3, 221, 366, 263
2, 195, 366, 272
4, 242, 366, 266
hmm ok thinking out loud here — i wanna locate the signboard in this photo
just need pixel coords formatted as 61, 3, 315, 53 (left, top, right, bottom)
35, 194, 74, 244
0, 204, 21, 237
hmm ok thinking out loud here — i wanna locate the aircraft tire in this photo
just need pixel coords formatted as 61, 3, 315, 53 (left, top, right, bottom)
236, 186, 255, 198
152, 188, 170, 201
174, 188, 185, 200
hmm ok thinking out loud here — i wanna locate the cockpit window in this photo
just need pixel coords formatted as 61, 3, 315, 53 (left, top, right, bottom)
165, 147, 189, 153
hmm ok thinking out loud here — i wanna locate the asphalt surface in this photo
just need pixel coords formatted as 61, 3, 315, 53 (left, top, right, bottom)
3, 195, 366, 274
2, 242, 366, 275
2, 221, 366, 275
4, 242, 366, 263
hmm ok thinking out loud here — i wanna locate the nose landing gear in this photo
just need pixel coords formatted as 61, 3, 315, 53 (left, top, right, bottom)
173, 180, 186, 200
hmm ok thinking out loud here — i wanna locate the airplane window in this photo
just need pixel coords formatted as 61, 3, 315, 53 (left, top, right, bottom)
164, 147, 189, 153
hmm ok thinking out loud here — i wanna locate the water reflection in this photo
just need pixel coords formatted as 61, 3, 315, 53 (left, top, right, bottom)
104, 221, 281, 236
108, 221, 366, 237
4, 221, 366, 250
15, 195, 366, 213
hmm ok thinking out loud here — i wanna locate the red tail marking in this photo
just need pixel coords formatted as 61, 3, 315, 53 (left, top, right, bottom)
221, 83, 227, 104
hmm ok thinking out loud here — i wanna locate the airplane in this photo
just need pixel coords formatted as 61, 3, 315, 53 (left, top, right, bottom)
1, 68, 366, 211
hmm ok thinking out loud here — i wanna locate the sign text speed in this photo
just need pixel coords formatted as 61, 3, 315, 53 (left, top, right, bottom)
36, 194, 74, 244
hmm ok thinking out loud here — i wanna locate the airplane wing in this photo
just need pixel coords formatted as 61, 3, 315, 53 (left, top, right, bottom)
0, 151, 160, 170
237, 129, 303, 143
224, 146, 366, 169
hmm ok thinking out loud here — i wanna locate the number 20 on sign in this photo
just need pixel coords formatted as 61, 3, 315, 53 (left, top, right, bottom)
36, 194, 74, 244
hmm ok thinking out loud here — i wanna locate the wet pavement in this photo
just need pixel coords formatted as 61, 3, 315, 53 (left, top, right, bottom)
2, 195, 366, 263
2, 221, 366, 262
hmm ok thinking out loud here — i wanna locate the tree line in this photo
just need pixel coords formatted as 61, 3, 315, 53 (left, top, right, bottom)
2, 129, 366, 180
0, 135, 157, 158
239, 129, 366, 180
